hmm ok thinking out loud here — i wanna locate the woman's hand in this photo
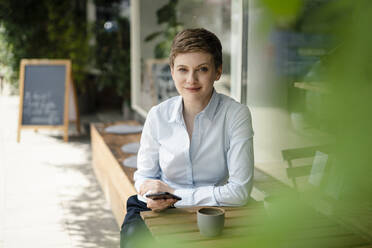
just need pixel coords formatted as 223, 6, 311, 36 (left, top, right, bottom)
147, 198, 177, 212
139, 179, 175, 196
139, 179, 178, 212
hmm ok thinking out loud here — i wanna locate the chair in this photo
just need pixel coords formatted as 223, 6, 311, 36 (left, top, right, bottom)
282, 144, 331, 191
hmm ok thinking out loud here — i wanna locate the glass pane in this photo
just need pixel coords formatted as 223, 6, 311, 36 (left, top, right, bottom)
137, 0, 232, 113
245, 0, 334, 192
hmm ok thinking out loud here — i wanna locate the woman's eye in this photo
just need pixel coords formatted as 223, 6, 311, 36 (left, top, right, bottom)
178, 68, 187, 72
199, 67, 208, 72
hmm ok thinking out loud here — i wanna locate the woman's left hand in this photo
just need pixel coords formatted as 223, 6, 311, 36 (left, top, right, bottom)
147, 198, 177, 212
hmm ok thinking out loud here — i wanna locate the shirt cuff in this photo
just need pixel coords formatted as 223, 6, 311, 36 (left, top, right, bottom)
173, 188, 194, 207
137, 194, 147, 203
173, 186, 217, 207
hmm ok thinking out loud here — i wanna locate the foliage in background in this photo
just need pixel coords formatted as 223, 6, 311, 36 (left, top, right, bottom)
0, 0, 90, 93
254, 0, 372, 247
93, 0, 131, 102
269, 0, 372, 201
0, 0, 131, 106
0, 24, 13, 83
319, 0, 372, 200
144, 0, 183, 59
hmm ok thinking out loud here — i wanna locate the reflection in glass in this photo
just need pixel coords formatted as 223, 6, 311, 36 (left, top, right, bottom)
245, 0, 334, 192
137, 0, 232, 112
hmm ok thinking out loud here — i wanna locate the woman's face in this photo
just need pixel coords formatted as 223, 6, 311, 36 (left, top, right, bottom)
171, 52, 222, 104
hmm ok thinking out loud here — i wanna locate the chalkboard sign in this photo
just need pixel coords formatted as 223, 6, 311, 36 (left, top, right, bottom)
22, 65, 66, 125
17, 59, 80, 142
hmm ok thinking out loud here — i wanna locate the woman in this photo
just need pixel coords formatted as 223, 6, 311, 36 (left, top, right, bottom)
120, 28, 254, 247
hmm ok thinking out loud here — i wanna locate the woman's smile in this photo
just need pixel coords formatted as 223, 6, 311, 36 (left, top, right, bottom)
184, 86, 202, 92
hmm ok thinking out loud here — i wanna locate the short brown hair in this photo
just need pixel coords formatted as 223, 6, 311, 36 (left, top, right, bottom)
169, 28, 222, 69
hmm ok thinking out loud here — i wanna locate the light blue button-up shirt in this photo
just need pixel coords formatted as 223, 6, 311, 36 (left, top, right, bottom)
134, 90, 254, 207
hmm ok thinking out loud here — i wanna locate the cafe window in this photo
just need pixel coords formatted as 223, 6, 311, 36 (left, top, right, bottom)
131, 0, 244, 117
243, 0, 335, 192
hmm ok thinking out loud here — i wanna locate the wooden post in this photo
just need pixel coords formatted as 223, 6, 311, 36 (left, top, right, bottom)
70, 77, 81, 134
63, 61, 71, 142
17, 60, 26, 143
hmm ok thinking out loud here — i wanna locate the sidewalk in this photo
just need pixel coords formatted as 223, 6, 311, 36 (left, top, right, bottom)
0, 93, 120, 247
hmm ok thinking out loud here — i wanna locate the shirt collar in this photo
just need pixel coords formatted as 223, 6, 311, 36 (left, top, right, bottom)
168, 89, 219, 123
198, 89, 219, 121
168, 96, 183, 124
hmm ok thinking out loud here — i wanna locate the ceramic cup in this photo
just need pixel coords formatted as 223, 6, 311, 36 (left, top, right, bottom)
197, 207, 225, 237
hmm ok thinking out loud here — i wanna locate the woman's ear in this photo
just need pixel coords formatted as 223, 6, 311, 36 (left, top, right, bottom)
215, 65, 222, 81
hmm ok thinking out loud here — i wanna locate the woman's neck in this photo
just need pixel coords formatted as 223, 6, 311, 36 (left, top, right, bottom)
182, 92, 213, 119
182, 91, 213, 140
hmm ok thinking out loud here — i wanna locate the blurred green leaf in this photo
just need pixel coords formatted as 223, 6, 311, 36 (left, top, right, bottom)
144, 0, 183, 58
261, 0, 303, 18
144, 31, 162, 42
157, 0, 178, 25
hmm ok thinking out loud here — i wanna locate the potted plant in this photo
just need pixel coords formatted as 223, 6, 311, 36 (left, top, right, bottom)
144, 0, 183, 104
144, 0, 183, 59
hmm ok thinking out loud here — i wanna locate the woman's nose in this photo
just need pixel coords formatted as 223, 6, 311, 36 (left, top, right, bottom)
186, 71, 197, 84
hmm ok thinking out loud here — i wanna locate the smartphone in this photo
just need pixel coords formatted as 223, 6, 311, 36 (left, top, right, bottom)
146, 192, 182, 201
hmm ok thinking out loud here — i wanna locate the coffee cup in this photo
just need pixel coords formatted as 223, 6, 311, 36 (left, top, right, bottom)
197, 207, 225, 237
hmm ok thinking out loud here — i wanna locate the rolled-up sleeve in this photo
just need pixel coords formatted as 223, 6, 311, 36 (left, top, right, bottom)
133, 107, 161, 192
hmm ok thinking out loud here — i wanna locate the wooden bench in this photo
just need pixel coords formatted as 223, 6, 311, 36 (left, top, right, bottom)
90, 122, 372, 247
91, 121, 140, 227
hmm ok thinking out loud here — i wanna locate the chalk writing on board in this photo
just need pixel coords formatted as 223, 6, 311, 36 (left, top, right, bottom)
23, 91, 62, 125
21, 64, 66, 126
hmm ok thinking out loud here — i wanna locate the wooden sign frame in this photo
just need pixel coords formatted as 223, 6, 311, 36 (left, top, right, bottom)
17, 59, 80, 142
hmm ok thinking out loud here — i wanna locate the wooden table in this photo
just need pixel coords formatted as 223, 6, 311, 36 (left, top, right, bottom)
140, 199, 371, 248
141, 200, 267, 247
255, 162, 372, 242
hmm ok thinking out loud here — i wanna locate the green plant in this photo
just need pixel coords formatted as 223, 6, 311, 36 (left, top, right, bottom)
94, 14, 131, 102
144, 0, 183, 59
0, 24, 13, 84
0, 0, 90, 92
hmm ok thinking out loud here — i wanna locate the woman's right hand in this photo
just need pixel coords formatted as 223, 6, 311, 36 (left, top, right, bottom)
139, 179, 178, 212
139, 179, 175, 196
146, 198, 177, 212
